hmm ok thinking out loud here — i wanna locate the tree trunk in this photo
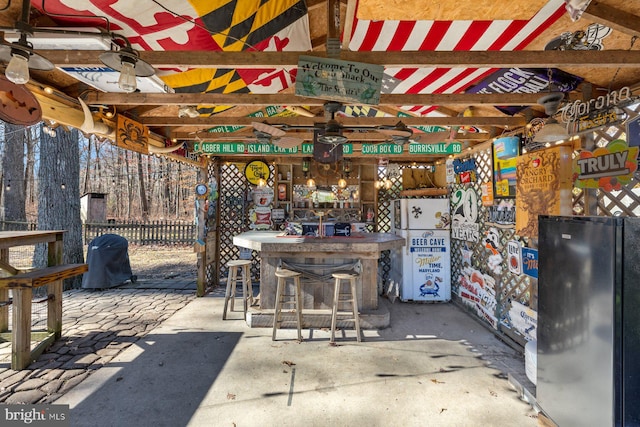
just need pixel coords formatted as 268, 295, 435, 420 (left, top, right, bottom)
35, 126, 84, 289
83, 134, 92, 194
1, 123, 27, 227
137, 152, 149, 220
25, 127, 37, 214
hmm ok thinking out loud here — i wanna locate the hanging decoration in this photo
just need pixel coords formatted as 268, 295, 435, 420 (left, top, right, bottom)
116, 115, 149, 154
0, 75, 42, 125
244, 160, 270, 185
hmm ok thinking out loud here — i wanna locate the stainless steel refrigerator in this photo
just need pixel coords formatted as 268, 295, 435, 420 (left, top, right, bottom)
538, 215, 640, 427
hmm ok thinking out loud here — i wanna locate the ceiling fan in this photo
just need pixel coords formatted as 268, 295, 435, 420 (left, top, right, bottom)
200, 122, 305, 149
377, 122, 454, 145
274, 101, 372, 146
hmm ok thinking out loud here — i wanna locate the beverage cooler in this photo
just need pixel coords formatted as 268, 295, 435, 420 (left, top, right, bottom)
391, 198, 451, 302
537, 215, 640, 427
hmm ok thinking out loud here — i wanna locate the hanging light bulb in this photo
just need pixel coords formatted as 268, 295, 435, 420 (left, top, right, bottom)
118, 58, 137, 92
257, 176, 267, 187
5, 51, 30, 84
384, 178, 393, 190
338, 177, 347, 188
306, 177, 316, 187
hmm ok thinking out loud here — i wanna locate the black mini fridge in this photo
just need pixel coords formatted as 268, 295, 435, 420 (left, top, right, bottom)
538, 215, 640, 427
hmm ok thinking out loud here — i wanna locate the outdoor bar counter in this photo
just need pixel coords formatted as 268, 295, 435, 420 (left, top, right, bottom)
233, 231, 405, 328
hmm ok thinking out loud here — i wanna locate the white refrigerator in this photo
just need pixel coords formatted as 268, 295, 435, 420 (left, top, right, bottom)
391, 198, 451, 302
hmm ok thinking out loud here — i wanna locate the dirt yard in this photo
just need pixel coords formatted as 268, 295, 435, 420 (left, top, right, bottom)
127, 245, 198, 280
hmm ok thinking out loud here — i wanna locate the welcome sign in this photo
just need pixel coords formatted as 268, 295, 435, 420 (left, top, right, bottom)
295, 56, 384, 105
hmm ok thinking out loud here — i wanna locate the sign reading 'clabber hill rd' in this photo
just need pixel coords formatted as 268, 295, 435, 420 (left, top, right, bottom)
295, 56, 384, 105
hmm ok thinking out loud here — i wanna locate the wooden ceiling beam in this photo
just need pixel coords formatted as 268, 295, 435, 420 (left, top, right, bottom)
139, 116, 526, 127
583, 1, 640, 38
83, 92, 553, 106
40, 49, 640, 68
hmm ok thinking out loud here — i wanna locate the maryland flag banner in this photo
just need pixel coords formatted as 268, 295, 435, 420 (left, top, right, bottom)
35, 0, 311, 116
190, 0, 309, 51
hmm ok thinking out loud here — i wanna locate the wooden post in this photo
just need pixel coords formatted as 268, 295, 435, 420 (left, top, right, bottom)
0, 248, 9, 332
48, 234, 64, 267
47, 280, 63, 339
12, 287, 33, 370
196, 165, 208, 297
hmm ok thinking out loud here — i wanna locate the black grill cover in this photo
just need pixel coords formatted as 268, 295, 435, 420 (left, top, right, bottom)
82, 234, 134, 289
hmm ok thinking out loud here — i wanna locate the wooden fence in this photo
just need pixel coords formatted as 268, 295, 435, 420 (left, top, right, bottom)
84, 221, 196, 245
0, 220, 196, 246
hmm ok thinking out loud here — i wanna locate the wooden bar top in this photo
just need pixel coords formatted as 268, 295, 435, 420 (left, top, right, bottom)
0, 230, 66, 250
233, 231, 405, 254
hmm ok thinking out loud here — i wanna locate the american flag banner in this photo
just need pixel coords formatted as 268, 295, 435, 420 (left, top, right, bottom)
348, 0, 568, 116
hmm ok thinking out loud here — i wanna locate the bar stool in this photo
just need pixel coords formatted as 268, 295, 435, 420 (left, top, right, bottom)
223, 259, 253, 320
272, 268, 303, 341
330, 271, 362, 343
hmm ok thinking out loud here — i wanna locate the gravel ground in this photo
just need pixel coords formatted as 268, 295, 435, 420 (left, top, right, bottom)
126, 245, 197, 280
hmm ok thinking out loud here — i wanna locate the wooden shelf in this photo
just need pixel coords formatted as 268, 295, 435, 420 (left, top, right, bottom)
399, 188, 448, 197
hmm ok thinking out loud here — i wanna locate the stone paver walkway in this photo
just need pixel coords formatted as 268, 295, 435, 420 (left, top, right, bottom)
0, 287, 194, 404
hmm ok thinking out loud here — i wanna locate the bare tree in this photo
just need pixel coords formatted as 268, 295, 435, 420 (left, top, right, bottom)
35, 125, 84, 289
137, 152, 149, 220
1, 123, 27, 228
25, 126, 37, 219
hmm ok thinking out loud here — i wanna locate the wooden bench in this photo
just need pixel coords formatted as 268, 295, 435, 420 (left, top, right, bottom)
0, 263, 88, 370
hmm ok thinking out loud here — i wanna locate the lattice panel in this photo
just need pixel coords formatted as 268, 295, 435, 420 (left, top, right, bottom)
449, 148, 532, 346
376, 165, 400, 232
216, 163, 268, 284
598, 173, 640, 216
594, 107, 640, 217
376, 165, 402, 287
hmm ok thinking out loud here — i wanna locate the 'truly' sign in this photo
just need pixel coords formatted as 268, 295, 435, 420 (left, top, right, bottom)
573, 139, 638, 190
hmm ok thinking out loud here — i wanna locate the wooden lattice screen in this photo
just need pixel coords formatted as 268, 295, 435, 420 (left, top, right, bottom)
215, 163, 276, 283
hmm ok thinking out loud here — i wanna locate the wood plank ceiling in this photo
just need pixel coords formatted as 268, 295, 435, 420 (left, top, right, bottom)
1, 0, 639, 162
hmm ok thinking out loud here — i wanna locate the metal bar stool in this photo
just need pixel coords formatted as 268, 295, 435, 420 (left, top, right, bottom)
272, 268, 303, 341
223, 259, 253, 320
330, 271, 362, 343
